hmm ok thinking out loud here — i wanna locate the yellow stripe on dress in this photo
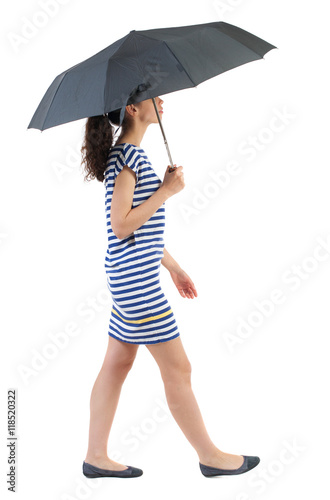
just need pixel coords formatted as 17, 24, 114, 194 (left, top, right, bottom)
111, 307, 172, 324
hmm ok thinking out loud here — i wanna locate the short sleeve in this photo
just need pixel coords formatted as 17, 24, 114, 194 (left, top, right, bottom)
114, 144, 141, 184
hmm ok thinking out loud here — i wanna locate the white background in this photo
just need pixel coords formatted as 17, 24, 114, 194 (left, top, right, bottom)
1, 0, 330, 499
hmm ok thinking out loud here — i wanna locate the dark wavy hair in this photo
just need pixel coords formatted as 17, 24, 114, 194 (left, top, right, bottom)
81, 108, 130, 182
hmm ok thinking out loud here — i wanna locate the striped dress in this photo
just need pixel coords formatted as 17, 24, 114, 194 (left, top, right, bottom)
103, 143, 180, 344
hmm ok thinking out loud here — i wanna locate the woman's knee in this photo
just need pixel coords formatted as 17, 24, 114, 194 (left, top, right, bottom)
162, 358, 192, 384
102, 337, 138, 373
147, 336, 192, 383
102, 354, 136, 379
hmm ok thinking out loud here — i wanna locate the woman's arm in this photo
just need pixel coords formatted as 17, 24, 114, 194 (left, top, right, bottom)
111, 165, 197, 298
162, 247, 198, 299
111, 167, 169, 239
111, 165, 184, 240
161, 247, 182, 273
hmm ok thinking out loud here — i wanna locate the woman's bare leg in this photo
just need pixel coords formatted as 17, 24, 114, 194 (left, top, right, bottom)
146, 336, 244, 468
84, 336, 139, 470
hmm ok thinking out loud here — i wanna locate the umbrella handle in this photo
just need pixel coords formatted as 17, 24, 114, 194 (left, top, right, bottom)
152, 98, 176, 173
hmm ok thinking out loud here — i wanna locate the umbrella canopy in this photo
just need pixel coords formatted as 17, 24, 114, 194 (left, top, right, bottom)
28, 21, 276, 131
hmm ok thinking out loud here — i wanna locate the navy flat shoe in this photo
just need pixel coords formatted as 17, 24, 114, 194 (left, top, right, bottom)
199, 455, 260, 477
82, 461, 143, 478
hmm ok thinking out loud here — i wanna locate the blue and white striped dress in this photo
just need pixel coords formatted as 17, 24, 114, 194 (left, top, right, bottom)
103, 143, 180, 344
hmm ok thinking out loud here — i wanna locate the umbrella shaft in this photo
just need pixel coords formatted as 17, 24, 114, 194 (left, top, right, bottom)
152, 98, 175, 171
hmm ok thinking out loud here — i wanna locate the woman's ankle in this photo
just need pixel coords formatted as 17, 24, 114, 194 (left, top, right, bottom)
198, 446, 221, 463
85, 452, 109, 462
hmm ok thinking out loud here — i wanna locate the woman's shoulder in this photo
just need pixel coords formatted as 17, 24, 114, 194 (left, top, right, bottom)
111, 143, 147, 164
114, 142, 145, 154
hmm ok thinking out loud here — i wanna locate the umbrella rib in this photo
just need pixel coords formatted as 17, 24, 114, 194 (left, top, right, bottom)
135, 33, 197, 87
43, 35, 132, 128
163, 42, 197, 86
40, 71, 68, 130
215, 23, 275, 58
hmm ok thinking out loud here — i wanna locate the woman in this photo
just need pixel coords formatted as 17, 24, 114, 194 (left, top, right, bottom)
80, 96, 260, 478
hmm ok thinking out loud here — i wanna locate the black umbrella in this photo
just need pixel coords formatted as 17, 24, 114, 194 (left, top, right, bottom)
28, 21, 276, 169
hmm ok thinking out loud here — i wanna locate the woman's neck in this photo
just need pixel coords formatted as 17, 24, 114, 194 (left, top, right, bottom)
115, 135, 139, 147
115, 122, 148, 148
